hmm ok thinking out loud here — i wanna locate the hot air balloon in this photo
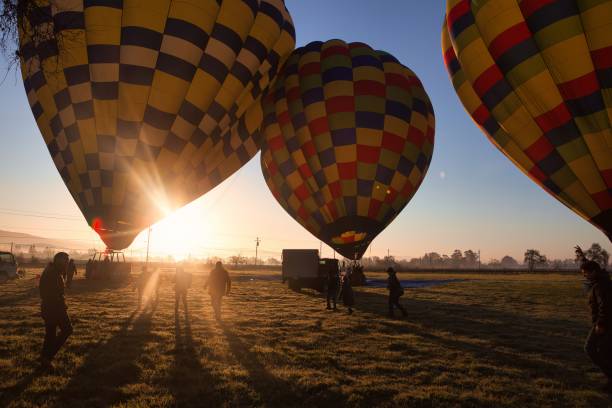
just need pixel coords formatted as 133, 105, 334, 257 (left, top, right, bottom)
442, 0, 612, 240
260, 40, 435, 259
19, 0, 295, 249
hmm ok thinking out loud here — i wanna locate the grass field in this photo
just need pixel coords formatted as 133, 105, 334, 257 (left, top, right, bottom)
0, 268, 610, 407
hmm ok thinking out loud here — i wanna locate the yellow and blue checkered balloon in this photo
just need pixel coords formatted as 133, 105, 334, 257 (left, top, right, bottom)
260, 40, 435, 260
19, 0, 295, 249
443, 0, 612, 241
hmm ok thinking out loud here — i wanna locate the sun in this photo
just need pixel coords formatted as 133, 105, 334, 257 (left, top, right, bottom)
128, 200, 218, 261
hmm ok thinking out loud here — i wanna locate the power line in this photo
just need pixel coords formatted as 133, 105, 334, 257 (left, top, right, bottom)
0, 207, 82, 219
0, 209, 82, 221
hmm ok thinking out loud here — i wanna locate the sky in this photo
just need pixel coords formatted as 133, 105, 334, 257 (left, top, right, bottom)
0, 0, 609, 262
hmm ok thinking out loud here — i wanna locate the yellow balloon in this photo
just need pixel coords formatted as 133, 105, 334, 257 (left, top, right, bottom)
442, 0, 612, 240
19, 0, 295, 249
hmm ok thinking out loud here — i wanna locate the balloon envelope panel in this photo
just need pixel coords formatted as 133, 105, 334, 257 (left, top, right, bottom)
442, 0, 612, 239
19, 0, 295, 249
261, 40, 435, 259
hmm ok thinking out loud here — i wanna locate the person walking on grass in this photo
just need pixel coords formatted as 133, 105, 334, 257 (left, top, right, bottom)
204, 261, 231, 320
582, 260, 612, 393
175, 266, 192, 311
66, 259, 77, 288
339, 270, 354, 314
39, 252, 73, 369
387, 267, 407, 318
326, 263, 340, 310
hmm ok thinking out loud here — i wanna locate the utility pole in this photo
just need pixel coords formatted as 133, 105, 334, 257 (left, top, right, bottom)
10, 242, 13, 253
255, 237, 260, 268
145, 227, 152, 268
478, 249, 481, 271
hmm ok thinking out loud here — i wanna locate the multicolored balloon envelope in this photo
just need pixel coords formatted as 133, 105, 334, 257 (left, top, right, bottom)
260, 40, 435, 259
18, 0, 295, 249
442, 0, 612, 240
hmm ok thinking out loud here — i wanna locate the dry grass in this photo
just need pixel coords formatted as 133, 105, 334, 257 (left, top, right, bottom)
0, 269, 609, 407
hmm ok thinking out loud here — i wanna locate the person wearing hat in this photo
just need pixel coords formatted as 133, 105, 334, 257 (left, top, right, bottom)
39, 252, 73, 368
386, 267, 407, 318
582, 260, 612, 392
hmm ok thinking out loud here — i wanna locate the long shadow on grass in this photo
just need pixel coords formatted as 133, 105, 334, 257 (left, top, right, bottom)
0, 279, 133, 308
51, 304, 157, 407
0, 284, 40, 306
355, 291, 603, 383
218, 321, 345, 406
164, 303, 228, 406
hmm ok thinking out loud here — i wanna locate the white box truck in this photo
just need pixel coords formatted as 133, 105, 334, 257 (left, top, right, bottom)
281, 249, 338, 291
0, 251, 18, 282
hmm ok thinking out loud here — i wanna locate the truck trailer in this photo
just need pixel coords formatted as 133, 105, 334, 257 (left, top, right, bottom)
281, 249, 338, 292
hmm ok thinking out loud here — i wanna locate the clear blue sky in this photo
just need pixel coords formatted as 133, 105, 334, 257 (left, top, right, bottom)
0, 0, 609, 261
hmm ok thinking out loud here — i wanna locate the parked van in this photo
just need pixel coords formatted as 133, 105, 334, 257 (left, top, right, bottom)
0, 252, 18, 281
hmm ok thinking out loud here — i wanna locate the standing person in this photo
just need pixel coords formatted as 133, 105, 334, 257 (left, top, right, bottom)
582, 260, 612, 392
387, 267, 407, 318
339, 270, 355, 314
39, 252, 73, 368
66, 259, 77, 288
175, 266, 192, 311
204, 261, 231, 320
326, 263, 340, 310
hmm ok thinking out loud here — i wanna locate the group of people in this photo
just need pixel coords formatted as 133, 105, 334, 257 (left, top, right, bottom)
133, 262, 231, 321
36, 251, 612, 393
38, 255, 232, 369
325, 264, 407, 318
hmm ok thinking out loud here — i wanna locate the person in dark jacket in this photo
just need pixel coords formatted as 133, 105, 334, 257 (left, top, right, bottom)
582, 260, 612, 392
39, 252, 73, 368
326, 264, 340, 310
204, 261, 231, 320
339, 271, 354, 314
387, 267, 407, 318
66, 259, 77, 288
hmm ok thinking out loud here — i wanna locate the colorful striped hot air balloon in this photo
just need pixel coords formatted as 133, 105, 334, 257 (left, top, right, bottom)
442, 0, 612, 240
260, 40, 435, 259
19, 0, 295, 249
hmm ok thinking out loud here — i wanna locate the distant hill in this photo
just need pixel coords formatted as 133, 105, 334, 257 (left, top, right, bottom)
0, 229, 93, 252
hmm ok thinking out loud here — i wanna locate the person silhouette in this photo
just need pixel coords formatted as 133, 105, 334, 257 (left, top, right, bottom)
39, 252, 73, 368
204, 261, 231, 320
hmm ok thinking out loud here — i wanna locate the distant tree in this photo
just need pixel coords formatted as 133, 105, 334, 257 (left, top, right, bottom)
524, 249, 547, 272
266, 257, 281, 266
383, 255, 396, 266
422, 252, 441, 267
228, 254, 246, 267
440, 254, 450, 266
551, 259, 564, 270
500, 256, 518, 268
451, 250, 463, 268
464, 250, 478, 268
488, 259, 501, 268
585, 243, 609, 269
